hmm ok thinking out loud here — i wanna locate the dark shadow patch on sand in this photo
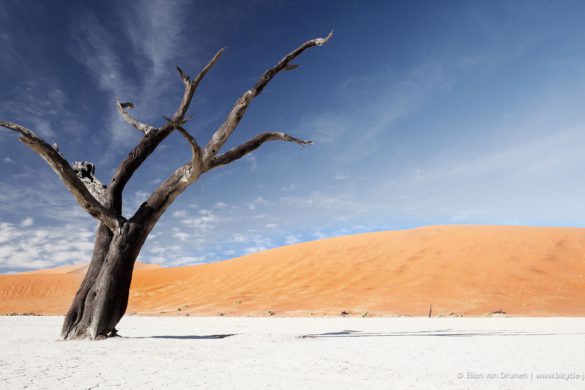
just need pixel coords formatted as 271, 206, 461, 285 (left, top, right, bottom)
131, 334, 237, 340
299, 329, 583, 338
318, 330, 360, 336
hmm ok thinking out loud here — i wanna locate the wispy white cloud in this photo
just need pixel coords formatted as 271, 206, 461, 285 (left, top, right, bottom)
0, 221, 94, 271
246, 196, 270, 211
0, 170, 97, 223
124, 0, 190, 97
300, 61, 446, 154
334, 170, 350, 180
172, 209, 189, 218
20, 217, 34, 227
232, 233, 245, 243
285, 235, 299, 245
280, 191, 355, 210
180, 209, 217, 236
242, 233, 273, 254
173, 228, 190, 241
0, 83, 73, 139
244, 154, 258, 170
140, 238, 208, 267
70, 0, 194, 156
125, 190, 151, 215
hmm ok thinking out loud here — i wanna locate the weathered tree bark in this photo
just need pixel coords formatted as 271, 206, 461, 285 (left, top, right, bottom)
62, 222, 149, 339
1, 32, 332, 340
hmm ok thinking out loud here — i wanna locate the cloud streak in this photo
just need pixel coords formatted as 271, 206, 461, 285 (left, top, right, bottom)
0, 221, 95, 272
70, 0, 194, 158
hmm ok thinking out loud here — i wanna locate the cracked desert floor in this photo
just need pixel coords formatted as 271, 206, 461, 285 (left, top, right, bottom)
2, 316, 585, 389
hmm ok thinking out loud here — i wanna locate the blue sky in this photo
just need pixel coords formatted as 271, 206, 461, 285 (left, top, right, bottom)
1, 0, 585, 272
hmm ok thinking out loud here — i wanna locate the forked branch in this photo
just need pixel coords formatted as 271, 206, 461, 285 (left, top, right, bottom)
173, 48, 224, 123
203, 31, 332, 162
176, 126, 203, 181
108, 49, 225, 208
133, 33, 331, 228
0, 121, 123, 232
208, 132, 312, 170
130, 33, 332, 229
115, 99, 158, 135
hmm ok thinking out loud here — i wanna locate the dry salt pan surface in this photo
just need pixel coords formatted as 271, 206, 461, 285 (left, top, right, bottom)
2, 316, 585, 389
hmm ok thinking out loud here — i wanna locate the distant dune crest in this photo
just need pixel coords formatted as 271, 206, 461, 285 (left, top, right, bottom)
22, 262, 162, 275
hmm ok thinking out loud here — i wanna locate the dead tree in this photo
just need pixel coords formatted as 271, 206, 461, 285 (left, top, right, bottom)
1, 33, 332, 340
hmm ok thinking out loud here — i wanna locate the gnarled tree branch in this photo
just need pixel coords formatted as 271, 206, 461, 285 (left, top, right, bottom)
115, 99, 158, 135
0, 122, 123, 232
107, 123, 173, 211
202, 31, 332, 162
173, 48, 224, 123
208, 132, 312, 170
129, 162, 190, 227
132, 33, 331, 230
108, 49, 224, 210
72, 161, 107, 205
176, 126, 203, 181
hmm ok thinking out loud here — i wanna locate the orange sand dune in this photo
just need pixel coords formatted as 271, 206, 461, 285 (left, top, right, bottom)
0, 262, 162, 314
2, 225, 585, 317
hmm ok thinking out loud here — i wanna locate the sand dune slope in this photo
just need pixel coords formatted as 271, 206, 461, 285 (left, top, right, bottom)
2, 225, 585, 316
0, 262, 161, 314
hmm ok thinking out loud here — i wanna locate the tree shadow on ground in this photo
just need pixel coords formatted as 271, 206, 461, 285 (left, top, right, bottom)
299, 329, 585, 338
129, 334, 237, 340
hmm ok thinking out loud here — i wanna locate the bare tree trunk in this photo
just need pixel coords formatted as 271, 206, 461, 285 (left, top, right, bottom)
61, 222, 149, 340
61, 223, 112, 339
